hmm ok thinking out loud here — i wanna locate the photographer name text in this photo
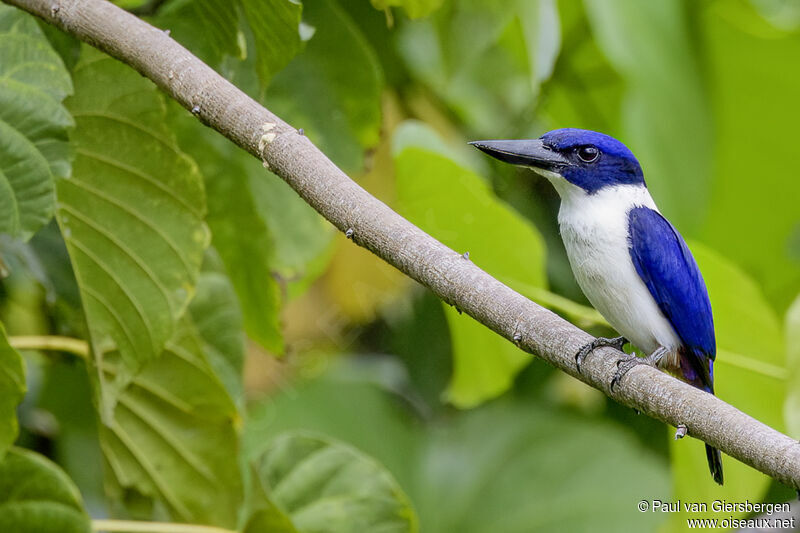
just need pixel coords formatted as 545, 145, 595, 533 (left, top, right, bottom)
638, 499, 791, 514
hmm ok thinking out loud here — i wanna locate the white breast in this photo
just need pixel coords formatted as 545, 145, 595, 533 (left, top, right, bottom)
554, 182, 682, 359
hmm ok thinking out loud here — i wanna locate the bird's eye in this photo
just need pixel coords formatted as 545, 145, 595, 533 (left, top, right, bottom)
576, 145, 600, 163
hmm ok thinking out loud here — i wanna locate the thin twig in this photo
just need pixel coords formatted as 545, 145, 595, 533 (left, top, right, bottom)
4, 0, 800, 488
92, 519, 235, 533
10, 335, 89, 359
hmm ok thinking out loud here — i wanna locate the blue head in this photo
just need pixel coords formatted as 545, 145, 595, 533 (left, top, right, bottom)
470, 128, 645, 194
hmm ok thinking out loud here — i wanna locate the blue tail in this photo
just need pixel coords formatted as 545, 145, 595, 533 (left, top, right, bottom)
680, 350, 724, 485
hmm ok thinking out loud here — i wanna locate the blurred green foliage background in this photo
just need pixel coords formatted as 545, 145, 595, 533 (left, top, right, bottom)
1, 0, 799, 531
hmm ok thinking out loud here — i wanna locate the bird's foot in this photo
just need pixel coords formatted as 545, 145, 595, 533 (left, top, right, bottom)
610, 346, 667, 391
575, 336, 628, 372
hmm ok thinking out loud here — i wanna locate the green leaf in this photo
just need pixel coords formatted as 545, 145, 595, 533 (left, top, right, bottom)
156, 0, 242, 68
784, 293, 800, 437
243, 498, 298, 533
268, 0, 383, 173
157, 0, 304, 86
100, 314, 243, 527
189, 271, 246, 405
256, 431, 418, 533
0, 447, 90, 533
369, 0, 444, 19
697, 3, 800, 311
667, 242, 785, 530
0, 322, 25, 459
397, 0, 560, 135
171, 108, 283, 353
242, 462, 298, 533
59, 49, 208, 413
0, 5, 73, 240
393, 121, 547, 407
240, 0, 304, 85
584, 0, 713, 235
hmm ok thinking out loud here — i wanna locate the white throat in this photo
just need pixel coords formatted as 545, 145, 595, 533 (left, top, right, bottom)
556, 182, 658, 223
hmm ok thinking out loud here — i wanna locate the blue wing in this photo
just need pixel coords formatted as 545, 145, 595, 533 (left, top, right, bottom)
627, 207, 716, 391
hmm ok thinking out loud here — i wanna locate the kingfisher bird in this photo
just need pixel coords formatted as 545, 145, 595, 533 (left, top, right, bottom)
471, 128, 723, 485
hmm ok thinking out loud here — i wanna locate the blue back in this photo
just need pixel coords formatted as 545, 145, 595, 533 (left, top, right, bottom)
627, 207, 716, 390
541, 128, 645, 193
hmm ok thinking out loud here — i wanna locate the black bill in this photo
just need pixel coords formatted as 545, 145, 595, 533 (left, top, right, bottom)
469, 139, 569, 171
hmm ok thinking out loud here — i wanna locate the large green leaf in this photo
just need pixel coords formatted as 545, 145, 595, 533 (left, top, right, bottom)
255, 431, 418, 533
172, 108, 283, 354
397, 0, 560, 136
393, 121, 547, 407
59, 49, 208, 413
667, 242, 785, 530
584, 0, 713, 235
0, 322, 25, 459
0, 5, 72, 240
0, 447, 90, 533
100, 309, 243, 526
267, 0, 383, 173
698, 3, 800, 311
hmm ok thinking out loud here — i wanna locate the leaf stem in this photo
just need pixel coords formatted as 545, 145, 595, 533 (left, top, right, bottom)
92, 519, 236, 533
9, 335, 89, 359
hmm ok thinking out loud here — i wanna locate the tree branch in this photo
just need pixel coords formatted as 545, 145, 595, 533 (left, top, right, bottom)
6, 0, 800, 488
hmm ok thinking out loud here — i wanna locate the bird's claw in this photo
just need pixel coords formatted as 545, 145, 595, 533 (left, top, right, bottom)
575, 336, 627, 372
610, 353, 641, 391
609, 347, 665, 391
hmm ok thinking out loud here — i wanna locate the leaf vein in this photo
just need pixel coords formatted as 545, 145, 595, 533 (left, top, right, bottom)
67, 176, 195, 274
115, 394, 218, 483
80, 285, 138, 356
62, 230, 159, 356
100, 361, 195, 415
107, 421, 193, 520
72, 111, 179, 156
74, 147, 202, 218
